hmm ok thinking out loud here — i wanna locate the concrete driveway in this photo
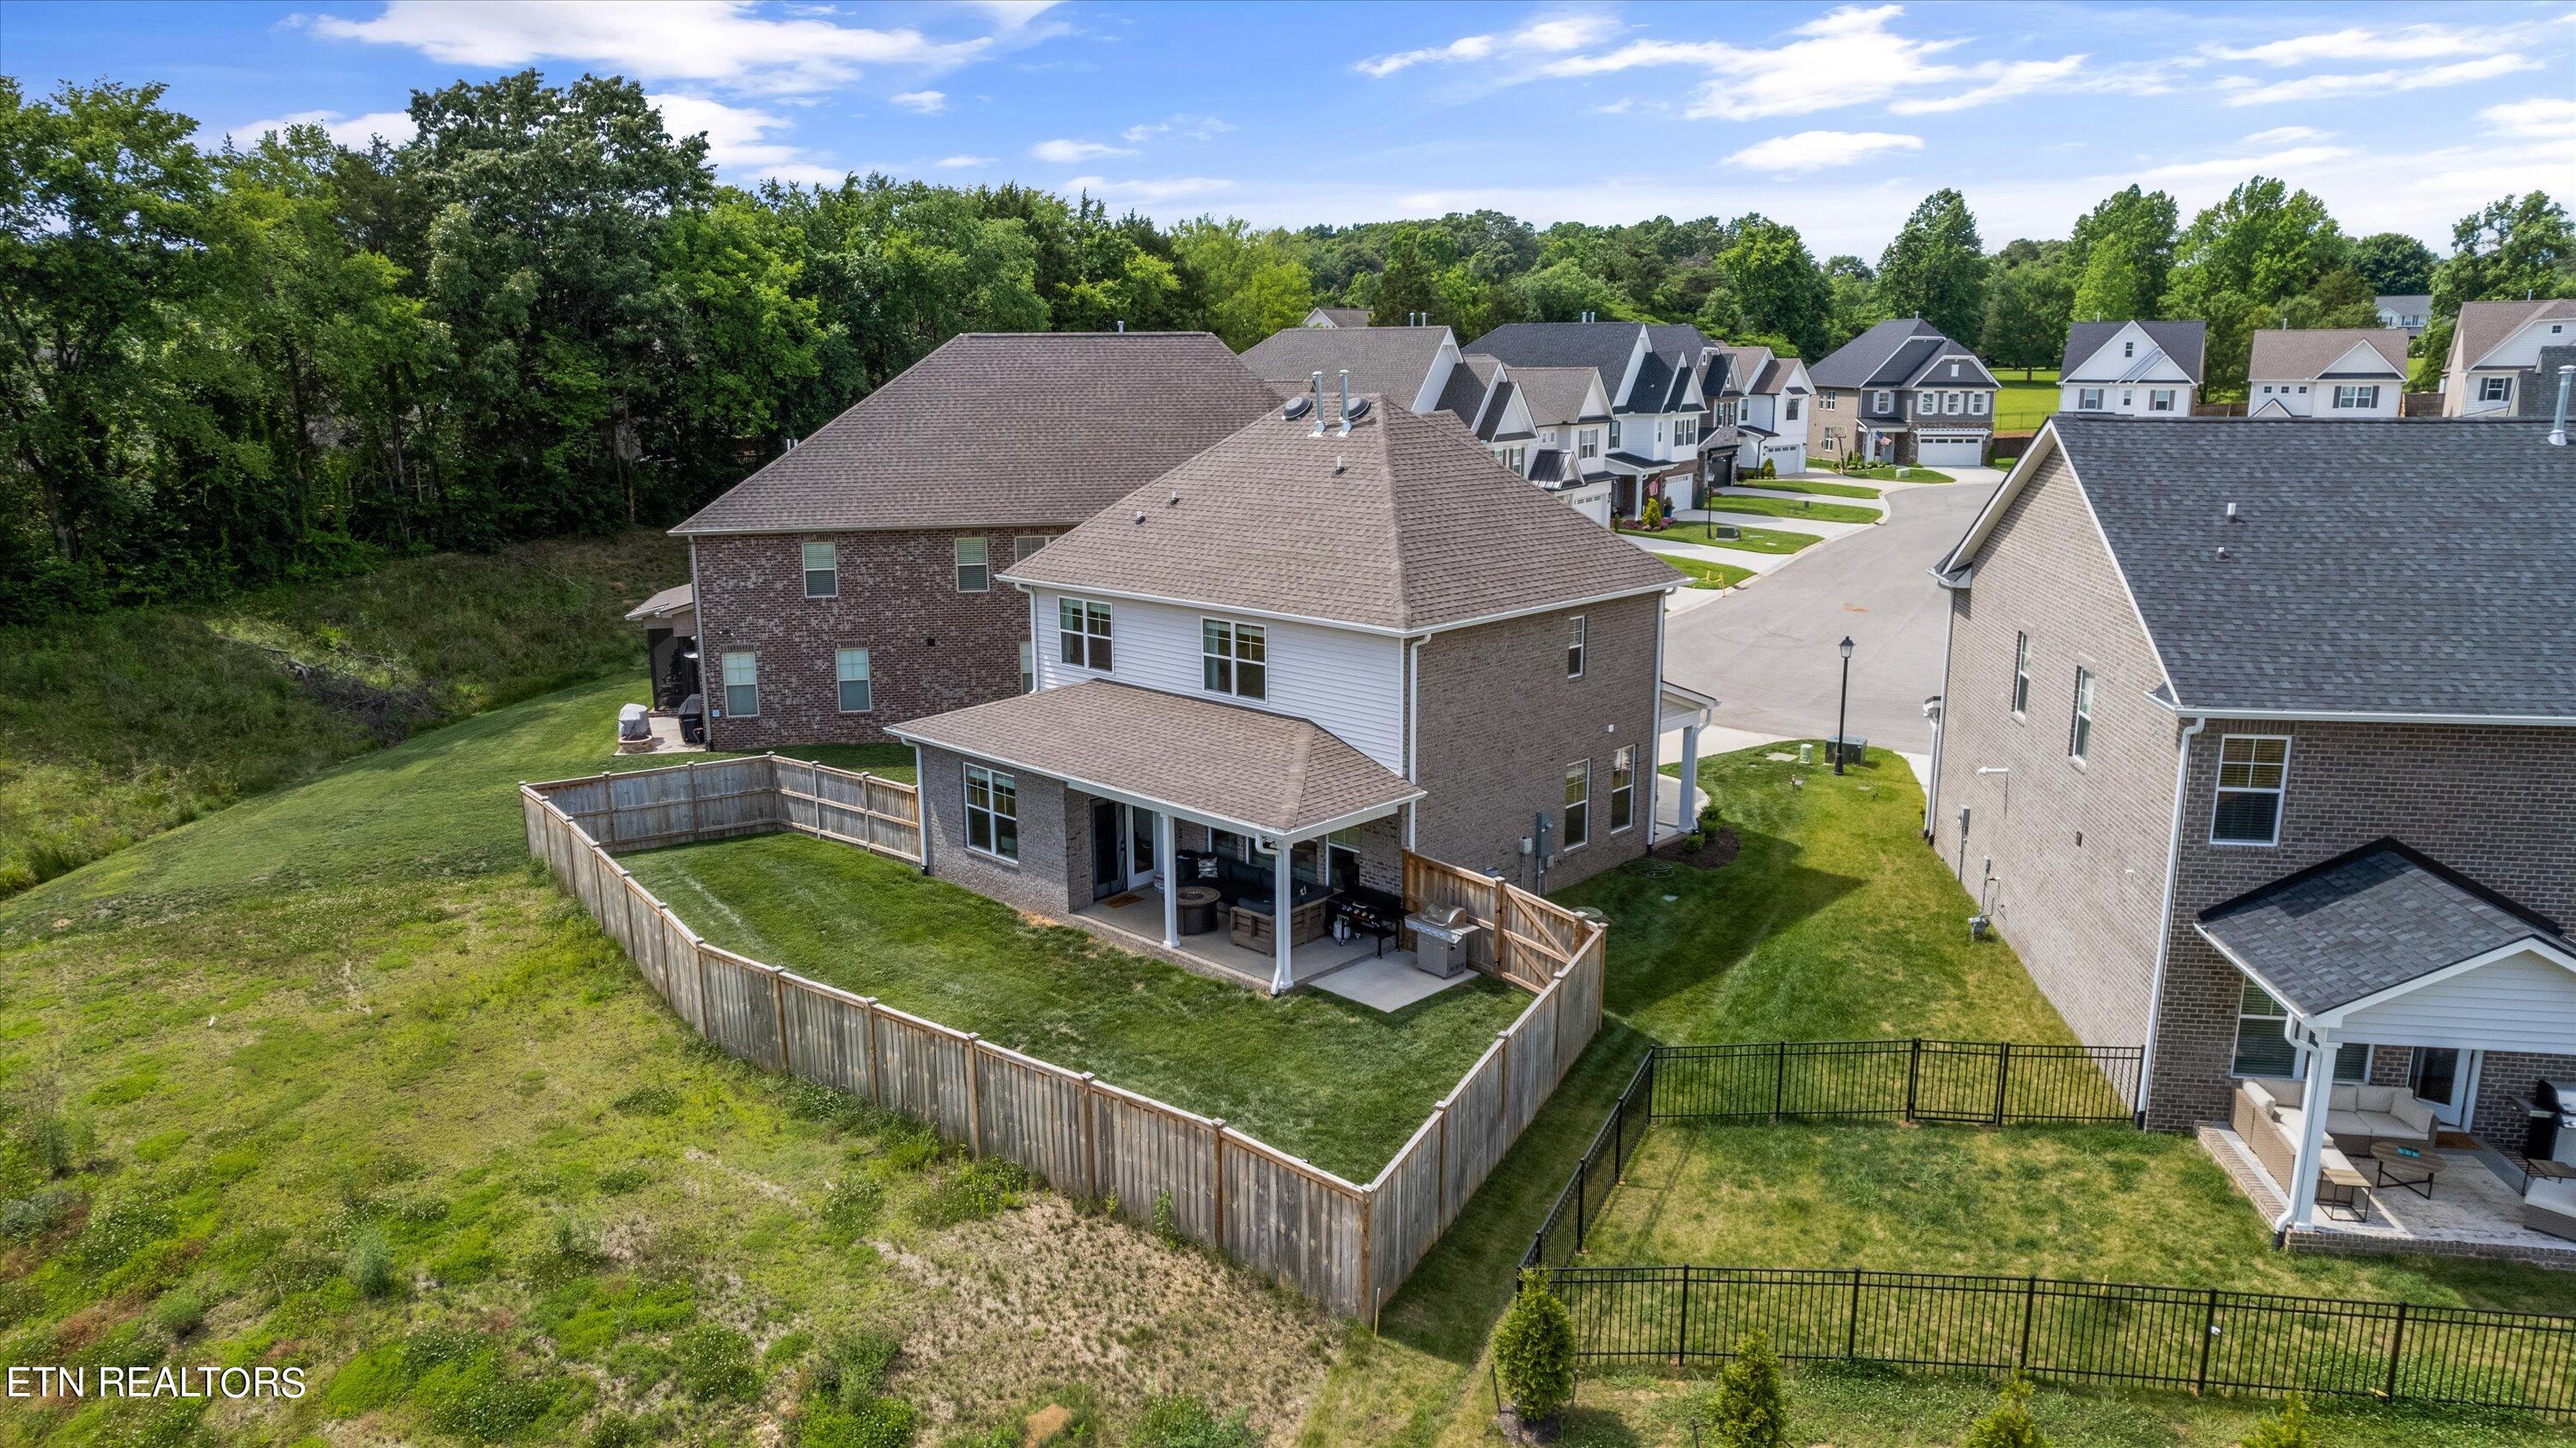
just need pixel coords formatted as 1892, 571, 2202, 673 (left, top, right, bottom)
1662, 472, 1997, 753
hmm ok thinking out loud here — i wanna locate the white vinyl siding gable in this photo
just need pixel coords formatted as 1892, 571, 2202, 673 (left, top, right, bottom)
2335, 950, 2576, 1055
1028, 589, 1406, 771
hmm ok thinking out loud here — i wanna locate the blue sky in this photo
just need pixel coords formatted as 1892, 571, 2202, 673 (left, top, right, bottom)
6, 1, 2570, 254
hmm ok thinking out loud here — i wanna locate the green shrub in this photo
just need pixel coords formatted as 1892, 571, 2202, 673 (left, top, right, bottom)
1964, 1377, 2049, 1448
875, 1121, 942, 1175
1759, 457, 1777, 478
811, 1331, 900, 1409
1129, 1393, 1256, 1448
1706, 1329, 1786, 1446
1151, 1189, 1181, 1244
671, 1323, 761, 1402
798, 1395, 918, 1448
346, 1226, 396, 1298
27, 1112, 94, 1177
152, 1289, 207, 1339
1492, 1269, 1575, 1421
1682, 830, 1707, 852
2238, 1395, 2317, 1448
916, 1159, 1025, 1227
1, 1184, 82, 1241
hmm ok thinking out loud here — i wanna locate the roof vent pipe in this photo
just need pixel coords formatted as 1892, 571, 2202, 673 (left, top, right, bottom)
1338, 369, 1353, 435
1309, 371, 1327, 437
2552, 364, 2572, 447
1115, 319, 1125, 333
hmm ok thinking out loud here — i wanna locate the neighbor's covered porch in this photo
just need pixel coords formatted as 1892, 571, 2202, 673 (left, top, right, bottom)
2193, 841, 2576, 1265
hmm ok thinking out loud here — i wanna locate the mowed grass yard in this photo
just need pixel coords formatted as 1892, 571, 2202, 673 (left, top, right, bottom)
1996, 367, 2062, 432
0, 672, 1349, 1445
1621, 520, 1821, 556
1301, 747, 2576, 1447
620, 834, 1528, 1181
1702, 492, 1880, 525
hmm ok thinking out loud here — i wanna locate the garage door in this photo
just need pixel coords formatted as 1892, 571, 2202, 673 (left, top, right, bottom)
1917, 434, 1984, 467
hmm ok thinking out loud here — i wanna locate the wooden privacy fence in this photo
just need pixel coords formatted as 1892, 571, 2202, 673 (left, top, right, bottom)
521, 764, 1608, 1319
1402, 851, 1598, 992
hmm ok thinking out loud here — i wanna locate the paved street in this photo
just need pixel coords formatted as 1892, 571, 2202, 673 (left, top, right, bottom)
1663, 473, 1997, 753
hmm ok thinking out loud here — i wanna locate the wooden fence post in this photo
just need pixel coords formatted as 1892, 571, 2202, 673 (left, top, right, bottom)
597, 771, 617, 848
1497, 1030, 1514, 1129
1433, 1104, 1450, 1226
860, 998, 882, 1105
692, 943, 713, 1036
963, 1034, 983, 1154
1079, 1074, 1100, 1203
1359, 1186, 1376, 1332
770, 970, 790, 1073
1209, 1119, 1228, 1248
685, 759, 701, 839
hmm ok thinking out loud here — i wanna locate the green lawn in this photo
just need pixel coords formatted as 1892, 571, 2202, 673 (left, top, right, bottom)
1828, 464, 1954, 484
1996, 368, 2062, 432
1699, 493, 1881, 525
1733, 476, 1881, 500
1620, 520, 1820, 556
1637, 553, 1755, 591
619, 833, 1526, 1181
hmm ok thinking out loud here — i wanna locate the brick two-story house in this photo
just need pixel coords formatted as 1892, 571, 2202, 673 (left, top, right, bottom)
1807, 319, 1998, 467
669, 332, 1279, 749
886, 388, 1684, 991
1923, 417, 2574, 1237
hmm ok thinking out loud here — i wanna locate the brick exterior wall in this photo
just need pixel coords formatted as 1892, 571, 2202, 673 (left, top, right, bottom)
2470, 1049, 2576, 1158
1929, 452, 2181, 1073
693, 527, 1061, 750
2152, 719, 2576, 1130
916, 743, 1084, 918
1934, 452, 2576, 1134
1412, 592, 1660, 892
1810, 390, 1858, 462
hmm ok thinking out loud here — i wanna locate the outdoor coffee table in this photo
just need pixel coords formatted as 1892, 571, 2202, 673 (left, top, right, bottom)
2370, 1141, 2445, 1198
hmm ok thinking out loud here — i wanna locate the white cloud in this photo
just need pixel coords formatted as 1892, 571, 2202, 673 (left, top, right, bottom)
2217, 52, 2539, 106
2136, 143, 2356, 184
1726, 130, 1924, 172
2482, 97, 2576, 140
226, 108, 416, 149
890, 89, 946, 113
2242, 125, 2326, 145
2208, 23, 2530, 66
1886, 57, 2086, 115
1355, 11, 1615, 78
970, 0, 1061, 31
1595, 99, 1634, 115
308, 0, 993, 94
1121, 113, 1234, 143
1030, 137, 1135, 162
933, 154, 993, 168
649, 92, 847, 184
1061, 174, 1234, 203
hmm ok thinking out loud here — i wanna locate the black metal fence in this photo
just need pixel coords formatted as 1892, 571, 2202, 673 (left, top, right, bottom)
1545, 1265, 2576, 1414
1523, 1041, 2141, 1272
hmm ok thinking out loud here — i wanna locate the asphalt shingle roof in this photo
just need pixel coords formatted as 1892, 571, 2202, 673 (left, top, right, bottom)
2454, 298, 2576, 368
2062, 320, 2208, 384
890, 680, 1422, 834
1811, 319, 1948, 389
1466, 322, 1716, 412
1308, 307, 1373, 328
2245, 328, 2407, 380
674, 333, 1275, 534
1431, 355, 1495, 427
2040, 417, 2576, 716
1003, 396, 1683, 632
1510, 367, 1607, 426
2198, 839, 2572, 1015
1237, 325, 1455, 408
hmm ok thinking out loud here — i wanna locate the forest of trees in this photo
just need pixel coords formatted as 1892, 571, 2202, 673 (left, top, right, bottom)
6, 72, 2570, 625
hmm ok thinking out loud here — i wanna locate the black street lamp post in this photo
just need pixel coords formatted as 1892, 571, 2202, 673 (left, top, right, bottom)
1834, 636, 1855, 775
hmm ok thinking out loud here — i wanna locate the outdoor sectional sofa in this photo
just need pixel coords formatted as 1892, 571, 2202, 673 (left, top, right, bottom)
2233, 1076, 2439, 1208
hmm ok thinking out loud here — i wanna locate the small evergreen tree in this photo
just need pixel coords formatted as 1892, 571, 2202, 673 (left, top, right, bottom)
1759, 457, 1777, 479
1964, 1377, 2050, 1448
2237, 1395, 2318, 1448
1707, 1329, 1787, 1447
1492, 1269, 1575, 1424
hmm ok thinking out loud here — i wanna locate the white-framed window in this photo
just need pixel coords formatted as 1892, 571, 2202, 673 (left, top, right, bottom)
1200, 618, 1267, 700
2011, 631, 2031, 715
1059, 598, 1113, 672
954, 537, 990, 592
2150, 389, 2176, 412
1675, 417, 1698, 447
2479, 375, 2512, 403
2068, 666, 2095, 762
802, 540, 837, 599
1566, 615, 1586, 678
1013, 533, 1054, 563
1784, 395, 1802, 420
1018, 639, 1034, 694
2295, 385, 2308, 394
1872, 390, 1893, 412
1561, 760, 1590, 850
835, 648, 872, 713
2119, 390, 2134, 409
721, 651, 759, 717
1577, 429, 1601, 459
2078, 387, 2104, 411
1969, 390, 1988, 417
963, 764, 1018, 861
1609, 745, 1635, 833
1608, 420, 1623, 449
2211, 735, 2289, 845
2230, 975, 2370, 1080
2333, 385, 2379, 410
1946, 391, 1964, 415
2123, 338, 2136, 358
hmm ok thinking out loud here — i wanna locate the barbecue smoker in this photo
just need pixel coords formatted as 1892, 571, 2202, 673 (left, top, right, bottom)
2528, 1078, 2576, 1165
1404, 903, 1485, 979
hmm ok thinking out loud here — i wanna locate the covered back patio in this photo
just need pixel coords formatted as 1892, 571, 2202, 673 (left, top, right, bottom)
2195, 839, 2576, 1266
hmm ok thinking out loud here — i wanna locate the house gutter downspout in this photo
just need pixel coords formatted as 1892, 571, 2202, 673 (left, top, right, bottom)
1922, 577, 1960, 840
1403, 636, 1421, 851
2136, 711, 2209, 1127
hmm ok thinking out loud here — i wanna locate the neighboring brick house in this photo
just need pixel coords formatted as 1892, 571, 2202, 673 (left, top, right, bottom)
889, 390, 1685, 992
1923, 417, 2576, 1235
1807, 319, 1998, 467
668, 332, 1278, 749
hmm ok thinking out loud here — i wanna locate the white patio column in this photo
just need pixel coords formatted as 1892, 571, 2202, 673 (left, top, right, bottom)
2281, 1025, 2338, 1232
1271, 839, 1294, 995
1677, 723, 1700, 836
1157, 811, 1178, 948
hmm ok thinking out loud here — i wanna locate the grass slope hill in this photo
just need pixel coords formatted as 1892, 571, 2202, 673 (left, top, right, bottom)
0, 674, 1323, 1446
0, 532, 686, 897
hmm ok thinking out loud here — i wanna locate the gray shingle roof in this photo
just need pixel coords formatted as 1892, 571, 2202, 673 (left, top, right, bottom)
1510, 367, 1606, 426
1308, 307, 1372, 328
1473, 379, 1520, 441
2454, 298, 2576, 369
2245, 327, 2407, 381
2032, 417, 2576, 716
1812, 319, 1953, 389
2062, 320, 2208, 384
625, 583, 694, 621
1431, 356, 1493, 428
1003, 397, 1683, 632
890, 679, 1422, 834
1467, 321, 1642, 383
1237, 325, 1455, 408
674, 333, 1276, 534
2198, 839, 2572, 1015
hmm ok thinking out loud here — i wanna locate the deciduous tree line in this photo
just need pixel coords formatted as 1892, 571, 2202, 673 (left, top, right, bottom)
6, 70, 2567, 624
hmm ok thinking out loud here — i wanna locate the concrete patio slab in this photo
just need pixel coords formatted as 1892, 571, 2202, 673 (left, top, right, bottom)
1310, 954, 1474, 1012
